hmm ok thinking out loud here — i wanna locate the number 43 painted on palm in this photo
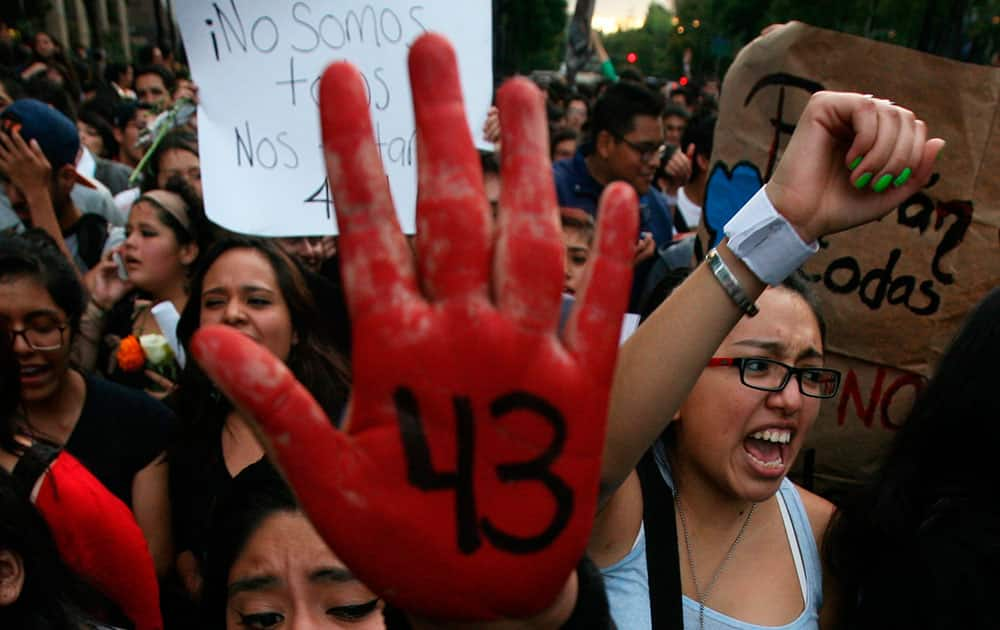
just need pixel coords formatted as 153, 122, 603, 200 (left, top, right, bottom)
394, 387, 572, 555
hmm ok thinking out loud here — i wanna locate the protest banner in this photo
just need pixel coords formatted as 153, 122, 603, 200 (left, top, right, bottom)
173, 0, 493, 236
698, 22, 999, 497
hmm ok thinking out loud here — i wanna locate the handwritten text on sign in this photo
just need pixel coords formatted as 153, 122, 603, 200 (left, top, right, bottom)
174, 1, 492, 236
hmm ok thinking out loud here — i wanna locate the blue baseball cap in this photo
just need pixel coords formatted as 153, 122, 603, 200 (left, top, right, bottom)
0, 98, 95, 188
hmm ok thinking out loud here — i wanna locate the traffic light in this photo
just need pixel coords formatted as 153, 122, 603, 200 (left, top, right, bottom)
679, 76, 689, 86
626, 52, 637, 64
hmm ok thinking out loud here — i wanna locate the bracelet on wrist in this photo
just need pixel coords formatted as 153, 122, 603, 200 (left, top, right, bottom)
706, 248, 759, 317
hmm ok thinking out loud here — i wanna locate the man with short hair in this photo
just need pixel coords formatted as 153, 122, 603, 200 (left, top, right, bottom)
675, 114, 717, 230
565, 97, 588, 133
134, 65, 175, 110
552, 81, 673, 311
0, 99, 107, 271
662, 103, 690, 148
111, 100, 154, 168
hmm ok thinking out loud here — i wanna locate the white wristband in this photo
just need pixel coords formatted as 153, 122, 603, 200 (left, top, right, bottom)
723, 185, 818, 285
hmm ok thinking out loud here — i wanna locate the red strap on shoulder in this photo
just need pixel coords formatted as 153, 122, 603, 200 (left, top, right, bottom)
35, 452, 163, 630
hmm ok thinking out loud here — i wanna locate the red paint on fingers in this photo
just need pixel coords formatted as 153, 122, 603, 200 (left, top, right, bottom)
564, 182, 639, 379
409, 34, 492, 301
494, 78, 564, 330
318, 61, 418, 320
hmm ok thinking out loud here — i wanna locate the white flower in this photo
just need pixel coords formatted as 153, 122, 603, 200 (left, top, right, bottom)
139, 334, 174, 366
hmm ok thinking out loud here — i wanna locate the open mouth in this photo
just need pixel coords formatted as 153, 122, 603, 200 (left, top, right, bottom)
743, 428, 792, 472
19, 363, 51, 382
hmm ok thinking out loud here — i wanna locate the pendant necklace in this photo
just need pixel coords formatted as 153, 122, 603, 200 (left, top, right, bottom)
675, 491, 757, 630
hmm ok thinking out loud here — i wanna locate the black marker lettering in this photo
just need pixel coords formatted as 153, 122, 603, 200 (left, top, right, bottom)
305, 178, 333, 219
394, 388, 481, 554
380, 9, 403, 43
256, 137, 278, 169
250, 15, 279, 53
276, 132, 299, 169
276, 56, 308, 106
345, 6, 380, 46
291, 2, 320, 53
409, 6, 428, 34
212, 0, 248, 56
480, 393, 573, 554
235, 121, 254, 166
373, 67, 390, 110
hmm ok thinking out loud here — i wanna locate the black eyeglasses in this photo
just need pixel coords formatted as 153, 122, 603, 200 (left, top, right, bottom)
4, 315, 67, 352
615, 136, 665, 162
708, 357, 842, 399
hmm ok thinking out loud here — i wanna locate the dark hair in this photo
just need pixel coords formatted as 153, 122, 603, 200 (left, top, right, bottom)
103, 62, 131, 86
76, 105, 118, 159
670, 86, 695, 108
680, 114, 716, 181
478, 150, 499, 176
23, 75, 77, 121
111, 98, 154, 131
0, 319, 21, 455
0, 67, 26, 103
174, 236, 350, 442
560, 207, 594, 248
0, 231, 86, 337
639, 266, 826, 345
588, 82, 665, 145
551, 126, 579, 152
139, 129, 198, 192
824, 287, 1000, 627
618, 67, 646, 84
662, 103, 691, 121
201, 461, 296, 628
134, 64, 176, 94
136, 176, 206, 251
0, 469, 87, 629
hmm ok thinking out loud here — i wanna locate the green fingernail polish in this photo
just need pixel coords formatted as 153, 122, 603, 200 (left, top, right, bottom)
893, 168, 912, 187
848, 155, 863, 170
855, 172, 873, 189
873, 173, 894, 193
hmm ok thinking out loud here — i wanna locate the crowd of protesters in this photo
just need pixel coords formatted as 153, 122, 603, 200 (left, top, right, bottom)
0, 22, 993, 630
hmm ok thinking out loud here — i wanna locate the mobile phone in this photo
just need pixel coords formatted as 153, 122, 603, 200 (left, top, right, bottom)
113, 251, 128, 281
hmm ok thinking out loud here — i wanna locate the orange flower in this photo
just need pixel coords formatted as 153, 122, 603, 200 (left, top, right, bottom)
117, 335, 146, 372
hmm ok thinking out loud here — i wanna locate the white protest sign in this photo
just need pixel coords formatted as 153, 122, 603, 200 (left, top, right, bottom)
173, 0, 493, 236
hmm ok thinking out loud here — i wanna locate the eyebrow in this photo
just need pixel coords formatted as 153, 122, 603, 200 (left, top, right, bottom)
23, 309, 64, 321
732, 339, 823, 361
202, 285, 275, 295
228, 575, 280, 597
310, 567, 356, 584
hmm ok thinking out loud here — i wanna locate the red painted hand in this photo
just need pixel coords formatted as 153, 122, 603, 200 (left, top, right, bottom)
191, 34, 637, 621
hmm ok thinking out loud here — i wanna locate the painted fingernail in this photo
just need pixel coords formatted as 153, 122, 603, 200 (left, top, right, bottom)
873, 173, 894, 193
892, 168, 912, 187
854, 172, 873, 189
848, 155, 863, 170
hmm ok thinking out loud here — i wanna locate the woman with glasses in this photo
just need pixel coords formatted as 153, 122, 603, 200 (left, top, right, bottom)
0, 229, 175, 578
593, 272, 841, 630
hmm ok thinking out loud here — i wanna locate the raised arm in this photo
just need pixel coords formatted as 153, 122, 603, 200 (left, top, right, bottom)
600, 92, 945, 494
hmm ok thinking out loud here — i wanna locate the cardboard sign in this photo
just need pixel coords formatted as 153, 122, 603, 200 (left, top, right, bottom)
173, 0, 493, 236
700, 22, 999, 496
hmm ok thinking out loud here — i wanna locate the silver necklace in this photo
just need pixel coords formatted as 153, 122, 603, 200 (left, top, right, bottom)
675, 491, 757, 630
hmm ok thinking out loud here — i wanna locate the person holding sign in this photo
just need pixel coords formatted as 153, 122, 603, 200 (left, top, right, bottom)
187, 33, 943, 626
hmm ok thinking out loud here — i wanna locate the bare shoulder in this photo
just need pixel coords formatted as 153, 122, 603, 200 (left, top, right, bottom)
589, 470, 644, 568
792, 482, 836, 545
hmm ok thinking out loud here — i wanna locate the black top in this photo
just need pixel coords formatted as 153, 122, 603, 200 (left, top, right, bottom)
850, 499, 1000, 629
64, 372, 175, 506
